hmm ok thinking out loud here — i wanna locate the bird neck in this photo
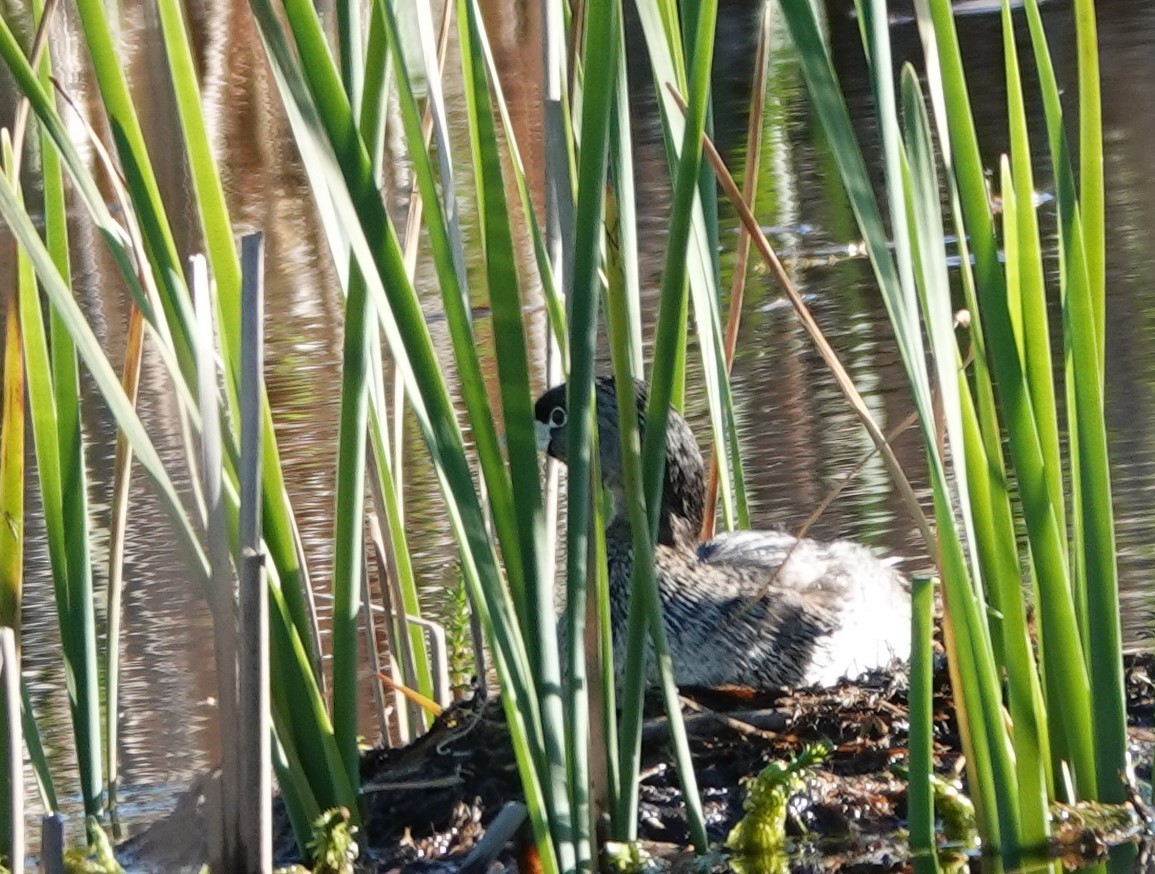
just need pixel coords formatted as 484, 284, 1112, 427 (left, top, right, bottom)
661, 452, 705, 544
605, 459, 705, 548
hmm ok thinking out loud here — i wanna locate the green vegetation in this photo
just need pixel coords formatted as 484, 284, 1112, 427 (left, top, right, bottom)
777, 0, 1125, 864
0, 0, 1130, 871
726, 742, 830, 858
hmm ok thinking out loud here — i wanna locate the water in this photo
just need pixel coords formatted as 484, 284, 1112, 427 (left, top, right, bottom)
2, 0, 1155, 857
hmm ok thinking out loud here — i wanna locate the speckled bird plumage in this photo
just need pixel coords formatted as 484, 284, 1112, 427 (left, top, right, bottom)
535, 377, 910, 689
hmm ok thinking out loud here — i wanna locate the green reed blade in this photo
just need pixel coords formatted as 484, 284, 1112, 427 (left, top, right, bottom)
25, 0, 102, 821
375, 0, 534, 631
20, 679, 56, 812
468, 6, 567, 355
0, 18, 156, 328
895, 70, 1023, 857
0, 169, 210, 605
608, 18, 643, 374
1002, 4, 1066, 566
5, 139, 103, 819
629, 0, 720, 852
992, 159, 1049, 848
70, 0, 199, 383
859, 0, 923, 388
360, 0, 393, 175
0, 218, 22, 637
633, 0, 740, 530
271, 724, 321, 854
155, 0, 242, 374
565, 0, 620, 854
457, 2, 577, 865
158, 0, 325, 647
330, 258, 373, 793
1074, 0, 1105, 359
900, 64, 985, 640
1022, 0, 1125, 803
266, 575, 358, 819
247, 3, 558, 866
907, 577, 935, 854
458, 0, 548, 680
337, 0, 364, 115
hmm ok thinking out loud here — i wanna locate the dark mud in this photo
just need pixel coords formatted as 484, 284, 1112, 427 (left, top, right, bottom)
124, 657, 1155, 872
333, 654, 1155, 872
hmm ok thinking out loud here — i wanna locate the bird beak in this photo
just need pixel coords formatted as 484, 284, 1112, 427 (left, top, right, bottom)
534, 420, 552, 452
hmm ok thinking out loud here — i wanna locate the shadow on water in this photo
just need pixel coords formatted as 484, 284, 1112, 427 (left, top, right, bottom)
2, 0, 1155, 858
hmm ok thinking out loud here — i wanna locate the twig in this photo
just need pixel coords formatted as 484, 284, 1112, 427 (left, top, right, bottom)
668, 86, 938, 557
702, 2, 773, 538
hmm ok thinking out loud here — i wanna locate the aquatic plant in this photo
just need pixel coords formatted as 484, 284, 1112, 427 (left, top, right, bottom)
726, 741, 830, 857
0, 0, 1127, 871
0, 0, 740, 866
62, 818, 124, 874
306, 807, 359, 874
772, 0, 1125, 863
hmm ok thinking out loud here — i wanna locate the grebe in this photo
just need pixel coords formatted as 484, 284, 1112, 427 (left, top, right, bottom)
535, 377, 911, 688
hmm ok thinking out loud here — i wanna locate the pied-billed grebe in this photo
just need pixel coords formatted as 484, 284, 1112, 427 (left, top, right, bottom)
535, 377, 911, 689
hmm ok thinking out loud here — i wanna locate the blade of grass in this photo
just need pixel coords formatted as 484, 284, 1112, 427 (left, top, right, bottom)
624, 0, 721, 851
564, 0, 620, 857
20, 680, 57, 813
907, 577, 935, 854
70, 0, 200, 384
1022, 0, 1119, 802
702, 1, 773, 539
247, 3, 558, 865
456, 2, 576, 866
633, 0, 740, 530
0, 220, 22, 639
156, 0, 323, 691
330, 250, 373, 793
1074, 0, 1104, 360
5, 136, 103, 819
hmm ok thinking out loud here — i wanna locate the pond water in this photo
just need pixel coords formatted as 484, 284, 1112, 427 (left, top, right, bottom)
2, 0, 1155, 861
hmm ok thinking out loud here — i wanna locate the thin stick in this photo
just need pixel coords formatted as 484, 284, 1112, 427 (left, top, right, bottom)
670, 87, 938, 555
369, 513, 422, 737
10, 0, 60, 177
238, 233, 271, 872
106, 301, 144, 838
40, 814, 64, 874
193, 255, 240, 871
701, 2, 773, 538
360, 554, 390, 742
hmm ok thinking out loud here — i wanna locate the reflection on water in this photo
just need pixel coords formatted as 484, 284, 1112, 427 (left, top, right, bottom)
2, 0, 1155, 847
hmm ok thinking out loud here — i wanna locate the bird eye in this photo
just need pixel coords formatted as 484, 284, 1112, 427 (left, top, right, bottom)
549, 407, 567, 428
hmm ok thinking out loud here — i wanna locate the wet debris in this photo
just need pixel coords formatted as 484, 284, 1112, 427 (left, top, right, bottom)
127, 655, 1155, 871
343, 655, 1155, 872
